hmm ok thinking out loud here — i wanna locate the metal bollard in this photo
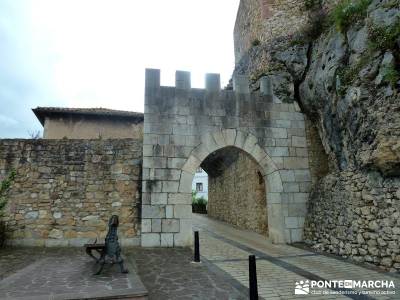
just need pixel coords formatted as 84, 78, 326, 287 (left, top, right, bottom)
249, 255, 258, 300
194, 231, 200, 262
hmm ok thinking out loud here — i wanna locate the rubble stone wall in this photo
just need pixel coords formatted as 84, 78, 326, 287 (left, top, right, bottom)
304, 170, 400, 271
234, 0, 308, 62
0, 139, 142, 247
208, 150, 268, 235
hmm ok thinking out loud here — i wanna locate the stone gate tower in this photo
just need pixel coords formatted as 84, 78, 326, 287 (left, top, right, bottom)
141, 69, 312, 247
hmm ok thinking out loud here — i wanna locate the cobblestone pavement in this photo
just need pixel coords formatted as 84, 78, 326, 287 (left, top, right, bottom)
0, 247, 248, 300
0, 247, 46, 281
126, 247, 248, 300
193, 214, 399, 300
0, 248, 146, 299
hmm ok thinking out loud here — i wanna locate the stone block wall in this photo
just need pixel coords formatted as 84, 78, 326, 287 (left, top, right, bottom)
0, 139, 142, 247
142, 69, 312, 246
208, 149, 268, 235
234, 0, 308, 62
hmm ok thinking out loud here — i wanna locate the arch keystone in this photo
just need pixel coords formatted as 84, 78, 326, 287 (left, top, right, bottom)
212, 130, 227, 148
234, 131, 248, 149
200, 133, 219, 153
222, 129, 237, 146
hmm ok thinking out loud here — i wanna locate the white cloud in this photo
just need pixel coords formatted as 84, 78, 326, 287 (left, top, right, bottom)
0, 0, 240, 137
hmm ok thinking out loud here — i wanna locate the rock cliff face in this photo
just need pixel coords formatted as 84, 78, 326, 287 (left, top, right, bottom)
234, 0, 400, 271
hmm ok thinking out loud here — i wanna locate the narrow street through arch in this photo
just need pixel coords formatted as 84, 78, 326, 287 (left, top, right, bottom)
192, 214, 400, 300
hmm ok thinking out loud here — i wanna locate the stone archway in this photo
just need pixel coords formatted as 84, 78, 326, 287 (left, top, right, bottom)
141, 68, 311, 247
178, 129, 286, 245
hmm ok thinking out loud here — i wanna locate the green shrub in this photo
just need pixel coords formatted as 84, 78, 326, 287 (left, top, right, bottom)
336, 54, 370, 95
382, 65, 400, 88
193, 197, 207, 206
192, 190, 207, 214
331, 0, 372, 32
368, 19, 400, 51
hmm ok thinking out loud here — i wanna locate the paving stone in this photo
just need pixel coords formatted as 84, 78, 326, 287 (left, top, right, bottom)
0, 248, 147, 299
128, 247, 247, 299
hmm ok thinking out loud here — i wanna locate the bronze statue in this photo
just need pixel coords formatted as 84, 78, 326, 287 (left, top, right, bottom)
85, 215, 128, 275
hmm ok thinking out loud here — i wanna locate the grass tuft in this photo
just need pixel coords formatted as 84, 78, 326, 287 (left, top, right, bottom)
331, 0, 372, 32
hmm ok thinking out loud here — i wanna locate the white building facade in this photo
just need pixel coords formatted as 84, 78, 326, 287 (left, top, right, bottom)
191, 168, 208, 200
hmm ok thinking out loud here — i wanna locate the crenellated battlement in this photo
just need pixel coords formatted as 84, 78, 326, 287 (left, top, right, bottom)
145, 68, 274, 97
145, 69, 223, 93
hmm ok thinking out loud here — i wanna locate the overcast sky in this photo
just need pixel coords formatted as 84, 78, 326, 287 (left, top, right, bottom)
0, 0, 240, 138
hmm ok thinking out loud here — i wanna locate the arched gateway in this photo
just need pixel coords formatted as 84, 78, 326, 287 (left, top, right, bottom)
141, 69, 311, 247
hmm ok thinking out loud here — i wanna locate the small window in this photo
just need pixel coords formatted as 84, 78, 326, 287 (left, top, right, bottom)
196, 182, 203, 192
196, 168, 202, 173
